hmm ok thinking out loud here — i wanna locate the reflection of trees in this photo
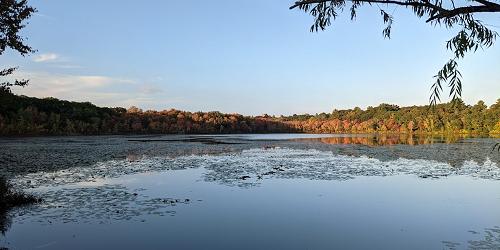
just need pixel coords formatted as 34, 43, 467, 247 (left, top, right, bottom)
1, 135, 498, 182
0, 136, 262, 180
1, 135, 499, 241
201, 145, 500, 188
288, 136, 500, 167
294, 134, 468, 146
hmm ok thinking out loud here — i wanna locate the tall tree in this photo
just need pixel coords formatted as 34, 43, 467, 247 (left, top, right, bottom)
290, 0, 499, 104
0, 0, 36, 93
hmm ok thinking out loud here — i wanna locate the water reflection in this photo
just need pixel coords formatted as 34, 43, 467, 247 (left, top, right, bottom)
468, 227, 500, 249
0, 135, 261, 180
202, 148, 500, 187
10, 147, 500, 192
3, 172, 500, 250
293, 134, 470, 146
0, 183, 193, 247
442, 226, 500, 249
1, 135, 498, 182
0, 211, 11, 236
14, 185, 191, 225
1, 134, 500, 249
288, 136, 500, 169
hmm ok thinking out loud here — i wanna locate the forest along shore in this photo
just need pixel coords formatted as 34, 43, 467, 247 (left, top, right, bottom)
1, 92, 500, 136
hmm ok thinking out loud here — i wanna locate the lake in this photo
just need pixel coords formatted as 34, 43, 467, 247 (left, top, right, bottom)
1, 134, 500, 249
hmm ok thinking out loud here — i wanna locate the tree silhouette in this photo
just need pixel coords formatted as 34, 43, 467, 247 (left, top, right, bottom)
290, 0, 499, 104
0, 0, 36, 93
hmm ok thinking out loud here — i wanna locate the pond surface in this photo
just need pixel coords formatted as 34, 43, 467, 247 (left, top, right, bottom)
1, 134, 500, 249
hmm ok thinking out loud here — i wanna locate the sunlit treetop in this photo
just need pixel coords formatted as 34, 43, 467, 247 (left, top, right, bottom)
290, 0, 499, 105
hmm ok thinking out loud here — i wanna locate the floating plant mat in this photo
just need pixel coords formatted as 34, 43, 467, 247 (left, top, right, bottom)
3, 164, 500, 250
2, 135, 499, 181
2, 136, 500, 250
12, 184, 192, 226
11, 147, 500, 190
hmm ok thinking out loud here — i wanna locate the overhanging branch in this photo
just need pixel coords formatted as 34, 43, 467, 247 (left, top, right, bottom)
290, 0, 500, 22
427, 4, 500, 21
290, 0, 441, 10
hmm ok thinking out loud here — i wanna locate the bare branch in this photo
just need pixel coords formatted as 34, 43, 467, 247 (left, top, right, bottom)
473, 0, 500, 8
427, 4, 500, 22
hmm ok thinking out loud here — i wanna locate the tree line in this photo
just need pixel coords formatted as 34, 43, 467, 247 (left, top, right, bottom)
0, 92, 294, 135
283, 101, 500, 134
0, 92, 499, 136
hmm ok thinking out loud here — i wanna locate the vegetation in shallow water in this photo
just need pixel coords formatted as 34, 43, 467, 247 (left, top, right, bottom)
0, 177, 40, 234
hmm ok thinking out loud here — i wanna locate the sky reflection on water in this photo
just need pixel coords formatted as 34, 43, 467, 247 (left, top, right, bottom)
3, 169, 500, 250
1, 134, 500, 249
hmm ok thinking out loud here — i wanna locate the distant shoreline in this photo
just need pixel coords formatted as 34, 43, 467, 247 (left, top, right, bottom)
1, 92, 499, 136
0, 131, 498, 139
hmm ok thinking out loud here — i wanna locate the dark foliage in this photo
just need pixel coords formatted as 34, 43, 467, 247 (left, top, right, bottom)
0, 0, 36, 93
0, 93, 296, 135
0, 177, 40, 234
0, 93, 499, 135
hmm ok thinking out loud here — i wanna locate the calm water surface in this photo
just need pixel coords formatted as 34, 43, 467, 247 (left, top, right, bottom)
1, 134, 499, 249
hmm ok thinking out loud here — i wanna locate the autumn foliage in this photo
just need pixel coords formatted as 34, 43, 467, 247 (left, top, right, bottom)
0, 92, 499, 136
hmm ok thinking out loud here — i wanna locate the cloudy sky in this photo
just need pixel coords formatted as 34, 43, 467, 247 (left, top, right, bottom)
1, 0, 499, 115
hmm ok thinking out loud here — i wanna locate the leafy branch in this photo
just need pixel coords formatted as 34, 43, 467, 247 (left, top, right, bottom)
290, 0, 499, 104
0, 0, 37, 93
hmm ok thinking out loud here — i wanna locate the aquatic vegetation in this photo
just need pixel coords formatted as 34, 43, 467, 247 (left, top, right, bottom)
442, 226, 500, 249
13, 185, 191, 226
0, 177, 40, 234
201, 148, 500, 187
468, 227, 500, 249
0, 177, 40, 210
2, 135, 498, 183
1, 135, 500, 249
10, 147, 500, 190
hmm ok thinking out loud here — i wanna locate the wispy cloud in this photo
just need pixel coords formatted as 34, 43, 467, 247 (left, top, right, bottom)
33, 13, 53, 20
52, 64, 83, 69
10, 71, 133, 105
32, 53, 83, 69
139, 84, 164, 95
9, 71, 181, 109
33, 53, 59, 63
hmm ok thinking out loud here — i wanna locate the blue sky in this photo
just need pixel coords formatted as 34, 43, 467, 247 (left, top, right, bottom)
2, 0, 499, 115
